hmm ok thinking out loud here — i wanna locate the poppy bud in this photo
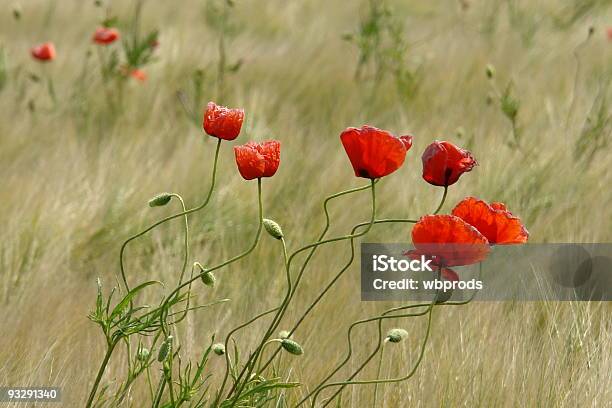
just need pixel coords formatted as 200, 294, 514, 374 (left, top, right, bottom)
157, 336, 173, 362
386, 328, 409, 343
278, 330, 291, 339
201, 271, 216, 287
212, 343, 226, 356
263, 219, 284, 240
435, 288, 453, 304
281, 339, 304, 356
137, 347, 150, 361
195, 262, 216, 287
148, 193, 172, 207
485, 64, 495, 79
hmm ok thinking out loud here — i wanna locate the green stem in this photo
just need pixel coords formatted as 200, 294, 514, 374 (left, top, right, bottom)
313, 265, 483, 407
119, 139, 221, 294
230, 181, 378, 398
311, 302, 436, 408
229, 237, 292, 403
213, 307, 280, 407
146, 366, 154, 401
258, 218, 417, 375
158, 178, 264, 336
152, 376, 166, 408
433, 186, 447, 215
86, 341, 117, 408
372, 343, 385, 408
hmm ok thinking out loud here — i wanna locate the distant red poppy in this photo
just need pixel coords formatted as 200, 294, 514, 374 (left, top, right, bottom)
410, 214, 490, 266
130, 69, 147, 82
421, 141, 476, 187
340, 125, 413, 179
451, 197, 529, 245
234, 140, 280, 180
607, 27, 612, 41
203, 102, 245, 141
31, 42, 55, 62
93, 27, 120, 45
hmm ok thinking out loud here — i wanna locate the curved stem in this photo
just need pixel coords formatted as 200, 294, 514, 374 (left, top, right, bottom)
234, 181, 378, 396
271, 180, 377, 333
119, 138, 222, 294
312, 264, 483, 407
258, 217, 418, 374
159, 178, 264, 337
312, 302, 436, 408
433, 185, 448, 215
213, 307, 280, 407
289, 181, 379, 299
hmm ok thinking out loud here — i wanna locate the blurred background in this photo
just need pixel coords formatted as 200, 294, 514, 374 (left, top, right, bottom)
0, 0, 610, 406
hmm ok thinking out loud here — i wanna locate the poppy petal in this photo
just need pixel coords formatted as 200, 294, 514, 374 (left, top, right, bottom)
451, 197, 529, 245
340, 125, 409, 179
411, 214, 490, 266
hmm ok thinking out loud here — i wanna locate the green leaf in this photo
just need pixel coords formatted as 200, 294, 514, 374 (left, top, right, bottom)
110, 280, 161, 321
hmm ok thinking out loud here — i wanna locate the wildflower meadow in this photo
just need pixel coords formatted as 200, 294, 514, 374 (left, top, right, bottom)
0, 1, 610, 407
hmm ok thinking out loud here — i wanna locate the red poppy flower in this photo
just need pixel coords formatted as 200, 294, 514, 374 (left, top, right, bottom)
421, 141, 476, 187
130, 69, 147, 82
451, 197, 529, 245
607, 27, 612, 41
93, 27, 120, 45
410, 215, 490, 266
340, 125, 413, 179
203, 102, 245, 141
31, 42, 55, 62
234, 140, 280, 180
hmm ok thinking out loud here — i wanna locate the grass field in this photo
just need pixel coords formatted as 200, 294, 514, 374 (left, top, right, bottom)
0, 0, 611, 406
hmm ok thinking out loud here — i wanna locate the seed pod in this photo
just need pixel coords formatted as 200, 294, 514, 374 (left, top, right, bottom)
386, 328, 408, 343
137, 347, 150, 361
281, 338, 303, 356
201, 271, 216, 287
148, 193, 172, 207
157, 336, 173, 362
485, 64, 495, 79
278, 330, 291, 339
263, 219, 284, 240
212, 343, 225, 356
